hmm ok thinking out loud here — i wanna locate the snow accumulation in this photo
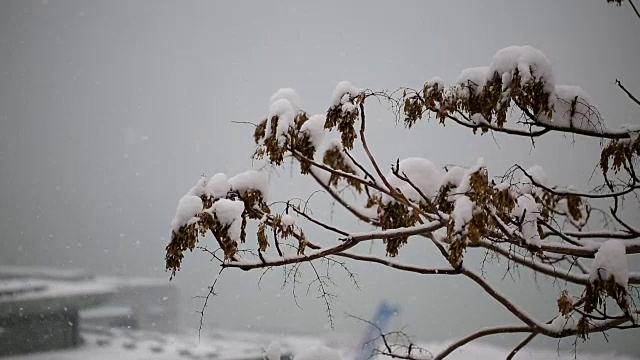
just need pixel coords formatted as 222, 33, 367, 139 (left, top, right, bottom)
383, 157, 442, 203
300, 114, 326, 148
520, 165, 548, 195
331, 81, 361, 112
267, 98, 297, 142
550, 314, 577, 332
187, 176, 209, 197
488, 45, 555, 93
294, 345, 343, 360
493, 182, 511, 192
207, 173, 230, 199
229, 170, 269, 201
269, 87, 302, 114
281, 214, 296, 227
441, 166, 467, 188
326, 138, 359, 173
454, 158, 484, 196
426, 76, 444, 91
172, 171, 268, 234
455, 66, 489, 96
540, 85, 602, 131
265, 340, 281, 360
210, 199, 245, 241
452, 196, 475, 233
171, 195, 203, 232
622, 123, 640, 141
448, 46, 606, 131
469, 113, 489, 125
513, 194, 542, 247
590, 239, 629, 288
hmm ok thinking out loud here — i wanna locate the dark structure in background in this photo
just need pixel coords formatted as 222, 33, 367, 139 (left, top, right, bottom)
0, 266, 180, 357
0, 267, 112, 356
0, 266, 292, 360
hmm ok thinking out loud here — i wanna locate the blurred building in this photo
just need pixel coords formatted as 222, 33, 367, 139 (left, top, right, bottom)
0, 266, 291, 360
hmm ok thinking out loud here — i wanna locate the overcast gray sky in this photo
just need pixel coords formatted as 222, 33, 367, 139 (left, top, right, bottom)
1, 0, 639, 357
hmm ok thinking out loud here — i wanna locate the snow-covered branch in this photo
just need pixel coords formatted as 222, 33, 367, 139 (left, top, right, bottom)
166, 10, 640, 357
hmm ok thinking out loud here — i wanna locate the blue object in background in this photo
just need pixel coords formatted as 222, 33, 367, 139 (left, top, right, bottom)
355, 302, 400, 360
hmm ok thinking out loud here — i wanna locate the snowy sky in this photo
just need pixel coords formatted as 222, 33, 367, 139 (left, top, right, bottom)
1, 0, 639, 357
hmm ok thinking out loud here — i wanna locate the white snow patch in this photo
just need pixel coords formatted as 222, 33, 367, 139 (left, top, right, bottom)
456, 66, 489, 96
265, 340, 281, 360
520, 165, 548, 195
267, 98, 296, 143
513, 194, 541, 246
541, 85, 602, 131
229, 170, 269, 201
326, 139, 358, 174
300, 114, 326, 148
493, 182, 511, 192
295, 345, 343, 360
469, 113, 489, 125
441, 166, 467, 188
590, 239, 629, 288
171, 195, 203, 232
487, 45, 555, 94
622, 123, 640, 142
281, 214, 296, 227
187, 177, 209, 197
331, 81, 361, 107
453, 196, 475, 233
426, 76, 444, 92
269, 88, 301, 113
207, 173, 230, 199
384, 157, 442, 204
211, 199, 245, 241
550, 315, 576, 332
455, 158, 485, 197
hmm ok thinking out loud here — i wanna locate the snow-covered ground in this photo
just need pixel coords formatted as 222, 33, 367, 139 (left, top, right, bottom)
1, 326, 637, 360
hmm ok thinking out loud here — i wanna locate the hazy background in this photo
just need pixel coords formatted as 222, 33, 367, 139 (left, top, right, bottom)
1, 0, 639, 357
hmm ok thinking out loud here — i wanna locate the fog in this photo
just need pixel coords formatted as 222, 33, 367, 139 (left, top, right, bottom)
1, 0, 639, 357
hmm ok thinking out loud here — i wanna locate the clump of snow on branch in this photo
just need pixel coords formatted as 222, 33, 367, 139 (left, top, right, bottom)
455, 66, 489, 96
437, 45, 609, 131
490, 45, 555, 89
550, 314, 577, 332
453, 196, 475, 233
454, 158, 485, 197
269, 87, 302, 114
264, 340, 281, 360
426, 76, 444, 92
331, 81, 361, 112
590, 240, 629, 288
520, 165, 548, 196
171, 195, 203, 232
294, 345, 343, 360
326, 138, 359, 174
513, 194, 542, 246
210, 199, 245, 241
384, 157, 443, 203
229, 170, 269, 201
441, 166, 467, 189
267, 98, 297, 143
622, 123, 640, 141
300, 114, 326, 148
207, 173, 231, 199
540, 85, 603, 131
187, 176, 209, 197
281, 214, 296, 227
488, 45, 555, 93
